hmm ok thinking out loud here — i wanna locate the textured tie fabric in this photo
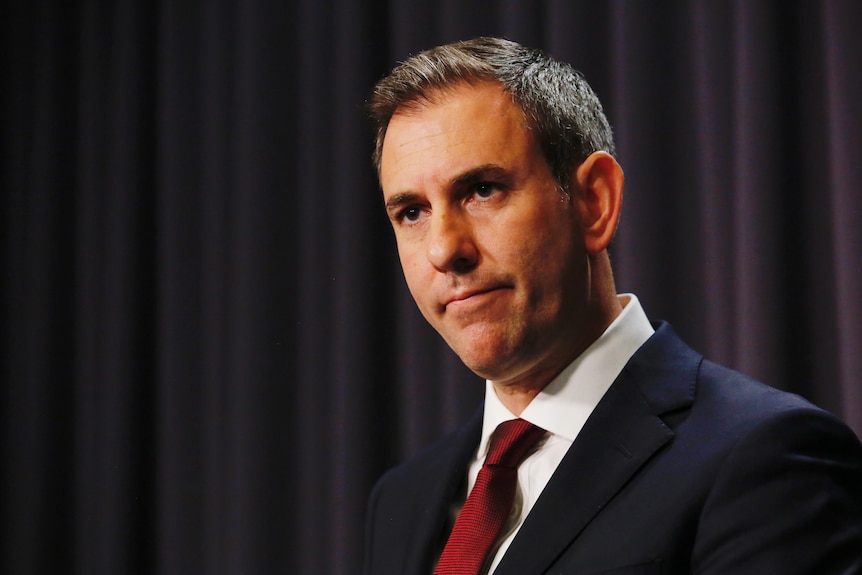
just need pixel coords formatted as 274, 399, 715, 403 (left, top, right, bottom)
435, 418, 547, 575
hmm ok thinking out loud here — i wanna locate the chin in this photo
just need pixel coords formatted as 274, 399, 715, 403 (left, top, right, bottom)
451, 338, 522, 380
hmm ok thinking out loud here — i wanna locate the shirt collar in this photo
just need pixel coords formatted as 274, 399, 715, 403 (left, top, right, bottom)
478, 294, 655, 456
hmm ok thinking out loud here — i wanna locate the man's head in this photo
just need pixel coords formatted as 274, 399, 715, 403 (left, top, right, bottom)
371, 38, 624, 410
368, 37, 616, 193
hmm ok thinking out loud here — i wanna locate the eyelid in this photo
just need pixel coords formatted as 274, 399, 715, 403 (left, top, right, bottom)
395, 204, 426, 225
469, 181, 505, 199
476, 181, 500, 191
385, 192, 421, 218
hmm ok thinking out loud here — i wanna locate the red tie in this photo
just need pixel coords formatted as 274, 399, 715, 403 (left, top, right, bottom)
435, 418, 546, 575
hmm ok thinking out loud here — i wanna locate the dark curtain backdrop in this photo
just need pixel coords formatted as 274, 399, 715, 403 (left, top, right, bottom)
3, 1, 860, 573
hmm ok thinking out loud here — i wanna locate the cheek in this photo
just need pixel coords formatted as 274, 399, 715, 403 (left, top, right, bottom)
513, 222, 581, 297
398, 247, 431, 299
506, 214, 569, 263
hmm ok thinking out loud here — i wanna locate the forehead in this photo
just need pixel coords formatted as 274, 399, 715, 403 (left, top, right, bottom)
379, 82, 535, 191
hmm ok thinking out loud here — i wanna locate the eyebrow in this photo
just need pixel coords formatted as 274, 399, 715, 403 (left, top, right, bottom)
384, 191, 420, 215
452, 164, 509, 187
383, 164, 512, 215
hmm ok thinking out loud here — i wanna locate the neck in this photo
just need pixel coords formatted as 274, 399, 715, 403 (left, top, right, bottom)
492, 259, 622, 416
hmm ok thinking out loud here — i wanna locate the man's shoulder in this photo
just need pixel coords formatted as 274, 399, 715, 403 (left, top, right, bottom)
691, 357, 855, 447
637, 322, 822, 405
697, 356, 817, 411
626, 321, 855, 440
636, 322, 859, 450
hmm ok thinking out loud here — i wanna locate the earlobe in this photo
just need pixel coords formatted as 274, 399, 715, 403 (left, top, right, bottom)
574, 151, 624, 255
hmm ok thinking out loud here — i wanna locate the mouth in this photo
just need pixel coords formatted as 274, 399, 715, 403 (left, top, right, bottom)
443, 285, 508, 310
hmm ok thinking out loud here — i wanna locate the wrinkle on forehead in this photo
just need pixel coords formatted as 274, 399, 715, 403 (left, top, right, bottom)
385, 125, 474, 168
380, 82, 530, 187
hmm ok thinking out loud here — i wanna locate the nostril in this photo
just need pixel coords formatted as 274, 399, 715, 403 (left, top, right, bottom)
452, 255, 478, 274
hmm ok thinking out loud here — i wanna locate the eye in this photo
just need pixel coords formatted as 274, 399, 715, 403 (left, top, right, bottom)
402, 206, 422, 221
395, 204, 426, 224
474, 182, 500, 198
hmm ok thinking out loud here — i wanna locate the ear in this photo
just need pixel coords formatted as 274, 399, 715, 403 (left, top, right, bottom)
573, 151, 624, 255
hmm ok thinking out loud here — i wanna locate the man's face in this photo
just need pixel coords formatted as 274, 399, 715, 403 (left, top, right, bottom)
380, 82, 591, 387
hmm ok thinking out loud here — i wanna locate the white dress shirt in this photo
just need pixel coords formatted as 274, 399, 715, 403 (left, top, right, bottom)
465, 294, 655, 574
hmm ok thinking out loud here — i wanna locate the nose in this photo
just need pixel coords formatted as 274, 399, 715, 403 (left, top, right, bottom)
426, 210, 478, 273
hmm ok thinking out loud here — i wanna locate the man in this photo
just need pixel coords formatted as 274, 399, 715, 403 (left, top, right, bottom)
364, 37, 862, 575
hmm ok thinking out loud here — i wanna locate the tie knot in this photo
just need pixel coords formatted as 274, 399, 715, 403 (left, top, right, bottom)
485, 419, 546, 468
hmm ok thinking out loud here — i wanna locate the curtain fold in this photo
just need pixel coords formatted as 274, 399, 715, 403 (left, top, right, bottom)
3, 1, 861, 573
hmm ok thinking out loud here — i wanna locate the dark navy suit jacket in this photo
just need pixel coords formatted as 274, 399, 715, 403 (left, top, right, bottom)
364, 323, 862, 574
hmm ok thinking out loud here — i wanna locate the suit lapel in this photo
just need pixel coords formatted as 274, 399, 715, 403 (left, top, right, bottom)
495, 324, 699, 575
400, 407, 483, 574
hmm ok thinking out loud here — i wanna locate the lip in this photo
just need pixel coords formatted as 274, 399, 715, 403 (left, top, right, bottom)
444, 286, 506, 309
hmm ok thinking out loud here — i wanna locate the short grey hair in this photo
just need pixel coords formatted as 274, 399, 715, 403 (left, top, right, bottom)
367, 37, 616, 191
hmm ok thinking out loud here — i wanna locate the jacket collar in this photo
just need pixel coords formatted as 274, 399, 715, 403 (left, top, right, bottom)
494, 322, 699, 574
